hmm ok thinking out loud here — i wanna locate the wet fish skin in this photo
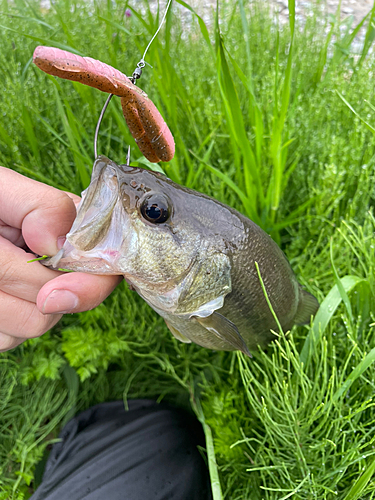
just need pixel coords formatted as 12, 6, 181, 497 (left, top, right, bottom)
44, 156, 319, 354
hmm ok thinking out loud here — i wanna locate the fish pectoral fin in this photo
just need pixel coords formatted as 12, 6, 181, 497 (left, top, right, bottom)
295, 289, 320, 325
165, 321, 192, 344
193, 313, 251, 357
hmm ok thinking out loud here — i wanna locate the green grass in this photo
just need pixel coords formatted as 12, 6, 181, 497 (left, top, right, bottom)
1, 0, 375, 498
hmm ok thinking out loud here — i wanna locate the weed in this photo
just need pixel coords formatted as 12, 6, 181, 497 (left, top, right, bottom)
0, 0, 375, 498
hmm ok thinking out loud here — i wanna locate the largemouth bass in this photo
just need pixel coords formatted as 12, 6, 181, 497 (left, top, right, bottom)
44, 156, 319, 355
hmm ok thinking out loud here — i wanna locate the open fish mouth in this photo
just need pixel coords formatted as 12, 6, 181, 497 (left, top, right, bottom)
43, 156, 131, 275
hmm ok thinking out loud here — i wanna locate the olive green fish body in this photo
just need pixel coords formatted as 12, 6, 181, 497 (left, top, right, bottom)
44, 156, 318, 355
157, 214, 311, 352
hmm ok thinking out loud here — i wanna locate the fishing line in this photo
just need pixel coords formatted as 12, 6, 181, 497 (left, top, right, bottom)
131, 0, 173, 83
94, 0, 173, 159
94, 93, 113, 159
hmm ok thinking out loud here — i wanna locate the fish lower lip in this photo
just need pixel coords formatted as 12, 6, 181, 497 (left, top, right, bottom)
44, 255, 121, 274
43, 242, 122, 274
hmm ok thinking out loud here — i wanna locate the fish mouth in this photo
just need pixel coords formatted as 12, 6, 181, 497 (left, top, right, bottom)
43, 156, 131, 274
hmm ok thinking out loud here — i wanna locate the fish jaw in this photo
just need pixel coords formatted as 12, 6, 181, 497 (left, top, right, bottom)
43, 156, 135, 275
44, 239, 125, 274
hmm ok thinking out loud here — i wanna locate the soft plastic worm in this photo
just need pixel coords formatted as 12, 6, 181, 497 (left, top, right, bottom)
33, 46, 175, 163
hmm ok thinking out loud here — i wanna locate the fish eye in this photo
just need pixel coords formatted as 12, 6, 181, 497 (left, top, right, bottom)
140, 194, 171, 224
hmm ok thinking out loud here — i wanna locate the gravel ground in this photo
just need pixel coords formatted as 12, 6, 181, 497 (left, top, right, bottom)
269, 0, 373, 26
175, 0, 373, 24
267, 0, 374, 52
170, 0, 374, 54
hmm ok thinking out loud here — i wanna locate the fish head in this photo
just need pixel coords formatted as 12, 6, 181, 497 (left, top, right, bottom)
45, 156, 237, 313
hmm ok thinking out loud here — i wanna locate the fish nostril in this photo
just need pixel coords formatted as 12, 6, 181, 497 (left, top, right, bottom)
118, 163, 135, 173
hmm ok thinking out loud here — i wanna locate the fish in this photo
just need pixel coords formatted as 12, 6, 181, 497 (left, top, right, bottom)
43, 156, 319, 355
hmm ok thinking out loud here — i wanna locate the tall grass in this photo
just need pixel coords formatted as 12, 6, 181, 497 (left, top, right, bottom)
0, 0, 375, 498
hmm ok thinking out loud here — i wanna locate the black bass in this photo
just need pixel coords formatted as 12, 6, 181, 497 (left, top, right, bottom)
44, 156, 319, 355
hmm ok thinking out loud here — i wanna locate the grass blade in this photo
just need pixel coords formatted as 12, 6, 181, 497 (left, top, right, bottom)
189, 149, 259, 223
299, 275, 367, 371
14, 164, 70, 191
217, 35, 262, 203
174, 0, 213, 54
314, 11, 336, 84
22, 104, 41, 164
357, 1, 375, 66
337, 91, 375, 134
189, 388, 223, 500
0, 12, 54, 30
0, 24, 84, 54
343, 455, 375, 500
269, 0, 295, 221
333, 346, 375, 403
330, 238, 353, 323
255, 261, 283, 334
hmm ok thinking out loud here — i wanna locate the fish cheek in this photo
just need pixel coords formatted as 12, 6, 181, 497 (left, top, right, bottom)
176, 252, 232, 314
69, 215, 113, 251
68, 190, 118, 251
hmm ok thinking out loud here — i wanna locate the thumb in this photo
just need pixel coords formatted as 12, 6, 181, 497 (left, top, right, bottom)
0, 167, 77, 256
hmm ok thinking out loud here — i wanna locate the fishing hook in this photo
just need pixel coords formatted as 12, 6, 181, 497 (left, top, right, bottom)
94, 93, 113, 159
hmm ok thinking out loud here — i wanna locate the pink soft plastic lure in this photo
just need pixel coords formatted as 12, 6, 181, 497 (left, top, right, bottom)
33, 46, 175, 163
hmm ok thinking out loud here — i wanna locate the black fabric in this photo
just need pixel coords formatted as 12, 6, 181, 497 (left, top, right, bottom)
31, 399, 212, 500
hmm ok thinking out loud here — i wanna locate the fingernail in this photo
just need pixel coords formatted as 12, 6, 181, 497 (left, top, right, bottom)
42, 289, 79, 314
57, 236, 66, 250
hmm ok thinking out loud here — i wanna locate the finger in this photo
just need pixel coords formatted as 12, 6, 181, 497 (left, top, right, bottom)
0, 332, 24, 352
64, 191, 81, 207
0, 167, 77, 256
37, 272, 123, 314
0, 219, 24, 247
0, 289, 62, 338
0, 236, 63, 302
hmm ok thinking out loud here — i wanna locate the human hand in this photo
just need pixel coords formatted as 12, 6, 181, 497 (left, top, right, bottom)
0, 167, 122, 352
